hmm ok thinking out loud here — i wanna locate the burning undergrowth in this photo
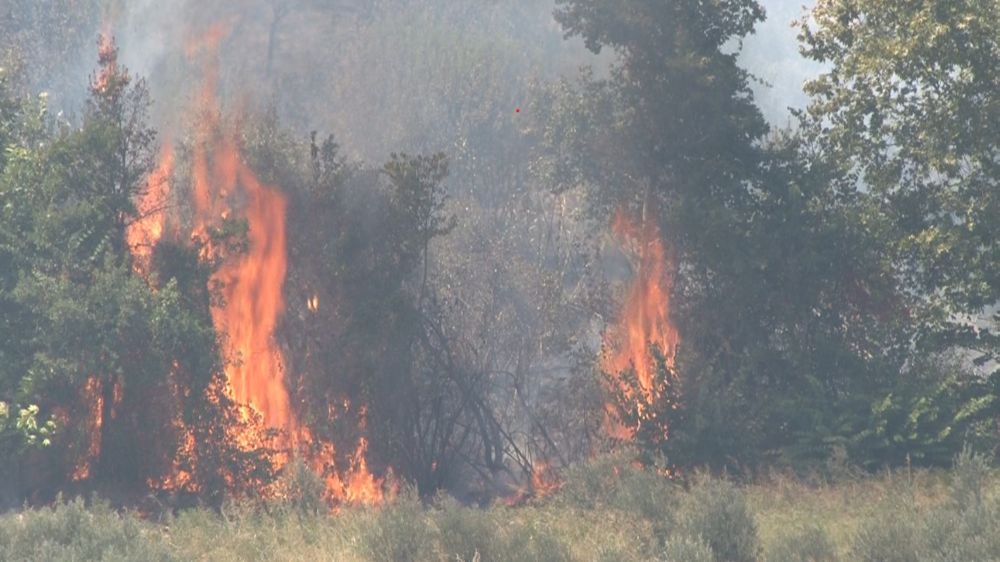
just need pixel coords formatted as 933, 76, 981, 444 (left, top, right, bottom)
102, 26, 387, 507
54, 20, 683, 510
601, 206, 682, 451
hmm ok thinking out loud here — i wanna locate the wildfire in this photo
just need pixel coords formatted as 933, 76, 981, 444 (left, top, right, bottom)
601, 208, 679, 436
106, 24, 387, 506
191, 126, 293, 434
92, 34, 120, 94
127, 143, 173, 270
71, 377, 104, 482
504, 461, 562, 506
179, 24, 382, 505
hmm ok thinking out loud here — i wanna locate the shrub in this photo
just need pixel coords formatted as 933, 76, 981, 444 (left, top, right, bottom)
497, 517, 572, 562
0, 496, 175, 562
949, 445, 990, 511
272, 456, 328, 516
677, 474, 759, 562
358, 489, 439, 562
660, 535, 715, 562
766, 524, 838, 562
920, 500, 1000, 561
849, 500, 921, 562
434, 496, 501, 561
557, 453, 678, 544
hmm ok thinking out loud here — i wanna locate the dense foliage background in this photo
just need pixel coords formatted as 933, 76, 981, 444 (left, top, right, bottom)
0, 0, 997, 510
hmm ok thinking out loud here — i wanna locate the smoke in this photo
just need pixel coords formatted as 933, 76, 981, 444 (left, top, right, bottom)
21, 0, 821, 152
741, 0, 826, 126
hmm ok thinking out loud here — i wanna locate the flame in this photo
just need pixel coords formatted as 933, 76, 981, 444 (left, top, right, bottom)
197, 144, 292, 433
127, 143, 173, 269
92, 34, 119, 94
601, 208, 679, 435
179, 26, 383, 505
71, 377, 104, 481
530, 462, 561, 498
80, 22, 386, 507
504, 461, 562, 506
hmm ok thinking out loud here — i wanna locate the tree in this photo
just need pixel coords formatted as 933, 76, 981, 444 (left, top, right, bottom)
799, 0, 1000, 370
0, 38, 276, 502
545, 0, 777, 467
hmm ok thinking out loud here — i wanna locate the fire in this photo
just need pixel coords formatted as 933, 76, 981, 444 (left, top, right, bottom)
530, 461, 562, 498
504, 461, 562, 506
92, 34, 120, 95
71, 377, 104, 482
96, 22, 386, 507
601, 208, 680, 435
191, 132, 293, 433
179, 25, 383, 505
127, 143, 173, 268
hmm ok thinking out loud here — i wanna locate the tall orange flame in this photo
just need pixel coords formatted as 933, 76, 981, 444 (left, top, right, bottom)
602, 208, 679, 435
127, 143, 173, 269
191, 131, 293, 435
110, 23, 386, 506
181, 24, 383, 505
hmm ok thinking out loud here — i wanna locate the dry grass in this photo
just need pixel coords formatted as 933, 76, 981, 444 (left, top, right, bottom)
2, 454, 999, 561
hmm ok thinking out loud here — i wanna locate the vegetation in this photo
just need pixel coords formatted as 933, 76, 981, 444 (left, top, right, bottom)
1, 453, 1000, 561
0, 0, 998, 557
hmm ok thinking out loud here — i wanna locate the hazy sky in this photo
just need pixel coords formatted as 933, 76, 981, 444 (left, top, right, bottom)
741, 0, 825, 126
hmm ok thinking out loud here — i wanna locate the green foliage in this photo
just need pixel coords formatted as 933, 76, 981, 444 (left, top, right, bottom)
677, 475, 760, 562
557, 452, 678, 545
842, 355, 997, 470
800, 0, 1000, 374
4, 467, 1000, 561
949, 445, 991, 511
499, 519, 574, 562
434, 496, 503, 561
660, 536, 715, 562
358, 489, 440, 562
0, 403, 56, 449
0, 497, 175, 562
765, 525, 838, 562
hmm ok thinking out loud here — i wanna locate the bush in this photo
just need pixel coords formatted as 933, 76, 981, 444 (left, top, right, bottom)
677, 474, 759, 562
497, 516, 572, 562
766, 524, 838, 562
557, 452, 678, 544
0, 496, 175, 562
272, 456, 328, 516
660, 535, 715, 562
849, 499, 921, 562
949, 445, 990, 511
358, 489, 439, 562
434, 496, 501, 561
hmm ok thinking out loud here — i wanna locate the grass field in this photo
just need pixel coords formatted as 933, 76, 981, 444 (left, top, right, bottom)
2, 452, 998, 561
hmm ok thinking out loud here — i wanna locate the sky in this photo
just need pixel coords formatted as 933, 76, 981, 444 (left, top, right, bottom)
741, 0, 826, 126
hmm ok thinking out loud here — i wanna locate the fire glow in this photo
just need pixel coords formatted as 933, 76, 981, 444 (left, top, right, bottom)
601, 208, 680, 437
121, 26, 385, 506
127, 143, 173, 271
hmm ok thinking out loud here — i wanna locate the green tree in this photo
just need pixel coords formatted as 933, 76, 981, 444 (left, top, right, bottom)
799, 0, 1000, 371
0, 39, 274, 501
546, 0, 778, 467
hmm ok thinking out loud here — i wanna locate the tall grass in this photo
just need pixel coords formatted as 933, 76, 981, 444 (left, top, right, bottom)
1, 452, 998, 561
